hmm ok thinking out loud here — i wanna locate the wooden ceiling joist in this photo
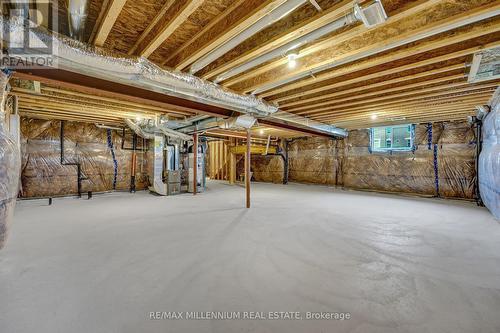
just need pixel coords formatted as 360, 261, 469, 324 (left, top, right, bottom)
301, 80, 500, 117
17, 99, 152, 120
13, 93, 159, 119
134, 0, 205, 58
127, 0, 177, 55
237, 2, 500, 94
269, 41, 499, 103
14, 0, 499, 133
304, 86, 497, 116
200, 0, 357, 80
313, 96, 491, 122
318, 106, 483, 125
335, 112, 479, 129
161, 0, 249, 67
220, 0, 441, 88
257, 11, 500, 98
92, 0, 128, 46
281, 64, 466, 110
12, 88, 190, 119
19, 109, 124, 125
290, 73, 467, 114
326, 104, 484, 121
39, 87, 192, 116
19, 104, 128, 122
165, 0, 289, 70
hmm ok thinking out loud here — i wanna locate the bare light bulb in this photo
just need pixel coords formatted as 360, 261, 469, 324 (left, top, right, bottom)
370, 114, 378, 120
287, 53, 298, 69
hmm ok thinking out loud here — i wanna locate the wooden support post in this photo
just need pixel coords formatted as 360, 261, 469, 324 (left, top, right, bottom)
210, 142, 215, 179
224, 142, 228, 180
193, 131, 198, 195
245, 130, 251, 208
216, 141, 220, 179
229, 138, 236, 184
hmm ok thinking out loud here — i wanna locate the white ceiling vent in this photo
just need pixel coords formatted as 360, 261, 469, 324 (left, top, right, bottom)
354, 0, 388, 28
468, 46, 500, 83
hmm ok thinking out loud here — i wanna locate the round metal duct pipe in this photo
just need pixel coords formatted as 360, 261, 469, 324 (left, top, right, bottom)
67, 0, 89, 41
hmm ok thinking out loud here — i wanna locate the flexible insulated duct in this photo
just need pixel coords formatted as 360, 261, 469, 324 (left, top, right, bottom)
1, 16, 278, 117
124, 119, 155, 140
125, 119, 193, 142
1, 17, 347, 138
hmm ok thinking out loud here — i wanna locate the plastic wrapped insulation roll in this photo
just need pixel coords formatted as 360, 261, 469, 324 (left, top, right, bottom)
0, 70, 21, 249
479, 89, 500, 219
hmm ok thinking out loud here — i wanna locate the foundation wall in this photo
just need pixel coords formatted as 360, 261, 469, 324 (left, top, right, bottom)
20, 118, 152, 198
263, 120, 477, 199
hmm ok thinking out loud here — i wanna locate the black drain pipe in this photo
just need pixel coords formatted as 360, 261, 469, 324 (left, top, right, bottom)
282, 140, 289, 185
121, 128, 149, 151
473, 117, 484, 206
130, 133, 137, 193
60, 121, 86, 198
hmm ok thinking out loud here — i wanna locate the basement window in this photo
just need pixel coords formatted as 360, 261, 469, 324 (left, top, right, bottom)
370, 124, 414, 152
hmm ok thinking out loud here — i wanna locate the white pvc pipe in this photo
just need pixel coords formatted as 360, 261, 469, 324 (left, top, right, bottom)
215, 12, 357, 83
189, 0, 308, 74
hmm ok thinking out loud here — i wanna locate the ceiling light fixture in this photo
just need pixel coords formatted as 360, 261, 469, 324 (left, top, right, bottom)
370, 114, 378, 120
287, 53, 298, 69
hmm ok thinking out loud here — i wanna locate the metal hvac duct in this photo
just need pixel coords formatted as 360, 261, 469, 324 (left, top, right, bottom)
125, 119, 193, 141
219, 115, 257, 130
67, 0, 89, 41
0, 16, 278, 117
1, 17, 348, 138
270, 111, 347, 137
124, 119, 155, 139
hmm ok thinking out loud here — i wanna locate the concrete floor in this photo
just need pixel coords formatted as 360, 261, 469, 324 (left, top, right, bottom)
1, 181, 500, 333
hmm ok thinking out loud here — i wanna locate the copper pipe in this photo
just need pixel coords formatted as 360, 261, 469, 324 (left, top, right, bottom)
193, 131, 198, 195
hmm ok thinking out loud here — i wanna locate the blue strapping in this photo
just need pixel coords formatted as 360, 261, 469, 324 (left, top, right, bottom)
106, 129, 118, 190
1, 68, 13, 76
433, 143, 439, 197
368, 128, 373, 154
427, 123, 432, 150
411, 124, 417, 153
